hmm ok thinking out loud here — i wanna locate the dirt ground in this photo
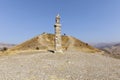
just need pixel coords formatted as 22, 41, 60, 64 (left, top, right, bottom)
0, 51, 119, 80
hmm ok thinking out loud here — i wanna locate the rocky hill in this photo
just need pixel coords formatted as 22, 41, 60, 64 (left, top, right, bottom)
7, 33, 100, 53
0, 34, 119, 80
93, 42, 120, 59
103, 44, 120, 59
92, 42, 117, 49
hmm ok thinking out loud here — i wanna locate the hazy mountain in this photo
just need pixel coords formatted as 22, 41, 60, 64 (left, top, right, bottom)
93, 42, 120, 59
0, 42, 15, 50
91, 42, 118, 48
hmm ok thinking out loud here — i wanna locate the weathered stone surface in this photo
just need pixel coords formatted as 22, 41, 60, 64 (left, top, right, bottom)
54, 14, 63, 53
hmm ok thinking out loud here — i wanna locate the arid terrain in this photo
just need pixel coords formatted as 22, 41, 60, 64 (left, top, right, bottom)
93, 42, 120, 59
0, 34, 120, 80
6, 33, 100, 53
0, 51, 120, 80
0, 43, 15, 50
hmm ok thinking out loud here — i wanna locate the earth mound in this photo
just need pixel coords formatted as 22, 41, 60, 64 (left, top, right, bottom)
8, 33, 100, 53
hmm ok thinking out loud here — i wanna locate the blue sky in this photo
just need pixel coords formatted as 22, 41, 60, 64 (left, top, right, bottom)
0, 0, 120, 44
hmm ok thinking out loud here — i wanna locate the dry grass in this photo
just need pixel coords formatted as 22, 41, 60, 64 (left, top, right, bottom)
7, 33, 101, 54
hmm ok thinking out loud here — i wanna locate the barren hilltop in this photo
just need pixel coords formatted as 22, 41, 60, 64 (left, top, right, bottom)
0, 33, 119, 80
7, 33, 100, 54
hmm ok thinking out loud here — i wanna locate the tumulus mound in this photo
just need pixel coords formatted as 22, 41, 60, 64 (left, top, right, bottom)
7, 33, 100, 54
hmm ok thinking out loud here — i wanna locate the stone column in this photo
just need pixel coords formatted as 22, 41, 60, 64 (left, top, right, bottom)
54, 14, 63, 53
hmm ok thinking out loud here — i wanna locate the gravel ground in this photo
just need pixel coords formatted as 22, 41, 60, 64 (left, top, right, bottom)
0, 51, 120, 80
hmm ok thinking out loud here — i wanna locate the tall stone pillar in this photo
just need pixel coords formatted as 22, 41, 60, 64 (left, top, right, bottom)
54, 14, 63, 53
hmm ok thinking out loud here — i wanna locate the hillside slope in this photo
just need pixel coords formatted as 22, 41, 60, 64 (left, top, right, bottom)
100, 43, 120, 59
8, 33, 100, 53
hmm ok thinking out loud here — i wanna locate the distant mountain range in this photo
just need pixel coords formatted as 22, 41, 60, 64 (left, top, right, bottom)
92, 42, 120, 59
0, 42, 16, 50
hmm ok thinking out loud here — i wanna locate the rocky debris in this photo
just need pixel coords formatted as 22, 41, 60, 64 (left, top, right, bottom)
0, 51, 119, 80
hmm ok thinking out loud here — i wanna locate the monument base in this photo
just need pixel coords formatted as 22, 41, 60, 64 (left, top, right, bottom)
54, 50, 63, 54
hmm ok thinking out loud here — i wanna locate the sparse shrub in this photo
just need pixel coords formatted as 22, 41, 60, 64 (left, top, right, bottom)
1, 47, 8, 52
36, 37, 39, 39
42, 32, 46, 34
63, 33, 66, 36
36, 47, 39, 50
27, 45, 30, 48
48, 50, 54, 53
86, 43, 88, 46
